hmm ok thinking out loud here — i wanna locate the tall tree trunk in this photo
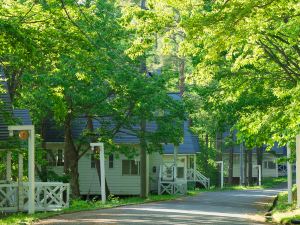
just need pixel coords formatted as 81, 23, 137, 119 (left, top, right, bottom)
39, 118, 48, 182
139, 0, 148, 198
228, 144, 234, 185
140, 118, 148, 198
248, 150, 253, 186
244, 149, 248, 185
86, 116, 110, 197
215, 132, 223, 186
179, 59, 185, 96
64, 113, 80, 198
204, 133, 209, 175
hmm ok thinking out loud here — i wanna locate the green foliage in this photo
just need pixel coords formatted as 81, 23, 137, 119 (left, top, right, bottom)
196, 139, 218, 185
182, 0, 300, 149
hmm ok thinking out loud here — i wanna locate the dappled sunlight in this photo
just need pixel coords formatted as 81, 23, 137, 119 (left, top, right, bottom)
37, 210, 266, 225
36, 188, 282, 225
120, 206, 256, 220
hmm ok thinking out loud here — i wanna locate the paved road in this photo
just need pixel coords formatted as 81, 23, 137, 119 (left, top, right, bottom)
36, 188, 284, 225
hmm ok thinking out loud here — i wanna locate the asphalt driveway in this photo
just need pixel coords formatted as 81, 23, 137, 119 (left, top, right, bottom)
36, 187, 284, 225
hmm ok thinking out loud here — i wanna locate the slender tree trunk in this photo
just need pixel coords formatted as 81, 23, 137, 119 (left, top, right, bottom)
228, 145, 234, 185
179, 59, 185, 96
39, 118, 48, 182
204, 133, 209, 175
64, 113, 80, 198
140, 118, 148, 198
248, 150, 253, 186
244, 150, 248, 185
139, 0, 148, 198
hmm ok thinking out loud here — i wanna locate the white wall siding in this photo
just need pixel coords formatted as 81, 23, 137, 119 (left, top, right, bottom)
46, 142, 192, 195
222, 153, 278, 178
106, 154, 140, 195
149, 152, 163, 192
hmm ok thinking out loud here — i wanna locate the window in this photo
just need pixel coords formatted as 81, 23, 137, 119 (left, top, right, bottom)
189, 157, 194, 169
57, 149, 64, 166
47, 151, 56, 166
177, 167, 184, 178
91, 153, 96, 168
264, 161, 276, 169
152, 166, 156, 173
122, 160, 140, 175
47, 149, 64, 166
109, 154, 114, 168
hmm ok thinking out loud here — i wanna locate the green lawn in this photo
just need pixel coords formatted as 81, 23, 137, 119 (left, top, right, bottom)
194, 177, 287, 192
271, 185, 300, 224
0, 194, 182, 225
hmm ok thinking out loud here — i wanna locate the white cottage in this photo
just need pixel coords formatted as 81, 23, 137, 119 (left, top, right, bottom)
222, 143, 287, 183
45, 117, 209, 196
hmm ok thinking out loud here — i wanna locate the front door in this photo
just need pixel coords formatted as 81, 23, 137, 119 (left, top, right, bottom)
176, 156, 186, 180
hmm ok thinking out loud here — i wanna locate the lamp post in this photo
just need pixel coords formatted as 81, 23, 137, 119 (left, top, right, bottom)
216, 161, 224, 189
90, 143, 106, 204
253, 165, 262, 186
8, 125, 35, 214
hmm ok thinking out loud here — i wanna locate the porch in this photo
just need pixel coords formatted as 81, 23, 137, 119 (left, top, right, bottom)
158, 164, 210, 195
0, 125, 70, 213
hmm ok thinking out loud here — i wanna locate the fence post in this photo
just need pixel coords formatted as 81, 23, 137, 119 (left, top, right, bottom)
18, 153, 24, 211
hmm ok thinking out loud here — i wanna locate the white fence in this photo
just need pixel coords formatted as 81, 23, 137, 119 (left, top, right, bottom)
0, 182, 69, 212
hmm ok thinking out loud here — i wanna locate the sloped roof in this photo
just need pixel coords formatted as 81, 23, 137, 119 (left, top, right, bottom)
222, 131, 286, 155
13, 109, 32, 125
0, 72, 32, 141
44, 93, 200, 154
44, 118, 200, 154
0, 72, 12, 140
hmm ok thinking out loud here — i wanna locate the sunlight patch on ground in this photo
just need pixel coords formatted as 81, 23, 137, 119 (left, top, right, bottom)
121, 206, 259, 220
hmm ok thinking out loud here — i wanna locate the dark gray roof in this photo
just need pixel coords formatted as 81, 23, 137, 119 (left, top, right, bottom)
0, 72, 12, 140
44, 93, 200, 154
163, 122, 199, 154
45, 118, 200, 154
0, 72, 32, 141
13, 109, 32, 125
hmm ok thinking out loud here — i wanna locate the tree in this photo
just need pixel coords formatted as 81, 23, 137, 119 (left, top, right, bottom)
183, 0, 300, 147
15, 0, 143, 197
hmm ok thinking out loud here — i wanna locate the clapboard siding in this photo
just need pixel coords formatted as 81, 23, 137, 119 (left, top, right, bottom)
223, 153, 278, 178
46, 142, 193, 195
149, 152, 163, 192
46, 143, 141, 195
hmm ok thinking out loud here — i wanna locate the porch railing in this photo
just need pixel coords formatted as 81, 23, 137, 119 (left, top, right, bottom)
158, 164, 187, 195
0, 182, 70, 212
187, 169, 210, 189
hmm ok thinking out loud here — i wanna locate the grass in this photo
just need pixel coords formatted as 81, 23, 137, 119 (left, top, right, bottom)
270, 185, 300, 224
0, 194, 181, 225
193, 177, 288, 192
